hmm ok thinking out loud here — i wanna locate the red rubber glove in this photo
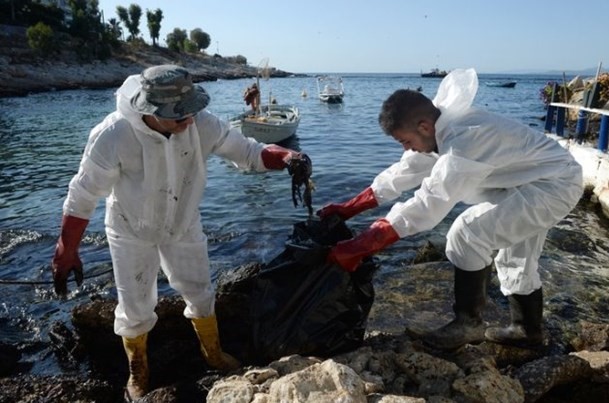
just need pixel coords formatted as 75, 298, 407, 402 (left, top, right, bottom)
261, 144, 303, 170
317, 187, 378, 221
328, 218, 400, 272
51, 215, 89, 296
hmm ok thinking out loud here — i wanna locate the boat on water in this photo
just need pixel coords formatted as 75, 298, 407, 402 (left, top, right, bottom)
230, 104, 300, 144
421, 68, 448, 78
316, 75, 344, 103
486, 81, 517, 88
230, 57, 301, 143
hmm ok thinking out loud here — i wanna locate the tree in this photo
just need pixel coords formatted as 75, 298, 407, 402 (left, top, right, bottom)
146, 8, 163, 46
183, 39, 198, 53
189, 28, 210, 51
67, 0, 111, 60
0, 0, 64, 29
68, 0, 103, 39
26, 21, 58, 55
166, 28, 187, 52
116, 5, 128, 34
116, 3, 141, 41
107, 17, 123, 41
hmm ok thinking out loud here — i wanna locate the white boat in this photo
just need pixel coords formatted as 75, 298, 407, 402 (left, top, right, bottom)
316, 75, 344, 103
230, 58, 301, 143
230, 104, 300, 144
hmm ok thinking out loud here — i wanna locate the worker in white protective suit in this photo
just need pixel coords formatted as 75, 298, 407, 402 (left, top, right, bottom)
51, 65, 312, 400
317, 68, 583, 351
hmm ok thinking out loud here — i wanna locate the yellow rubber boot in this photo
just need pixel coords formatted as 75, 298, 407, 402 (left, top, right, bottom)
192, 315, 241, 371
122, 333, 149, 400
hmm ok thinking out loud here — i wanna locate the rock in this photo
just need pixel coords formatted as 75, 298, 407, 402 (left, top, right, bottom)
570, 350, 609, 382
411, 241, 447, 264
515, 355, 595, 402
207, 377, 256, 403
268, 355, 322, 377
1, 257, 608, 401
368, 394, 426, 402
570, 321, 609, 351
266, 359, 366, 403
452, 370, 524, 403
0, 25, 298, 98
0, 375, 118, 403
394, 351, 463, 396
2, 312, 608, 402
243, 367, 280, 385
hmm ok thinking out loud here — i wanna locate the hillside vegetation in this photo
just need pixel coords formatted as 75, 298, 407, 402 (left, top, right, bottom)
0, 24, 291, 97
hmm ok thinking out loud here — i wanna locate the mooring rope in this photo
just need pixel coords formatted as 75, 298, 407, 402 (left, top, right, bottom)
0, 267, 114, 285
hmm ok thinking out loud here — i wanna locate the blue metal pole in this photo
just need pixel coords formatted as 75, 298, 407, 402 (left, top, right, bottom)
576, 110, 587, 143
544, 105, 555, 133
598, 115, 609, 152
556, 107, 565, 137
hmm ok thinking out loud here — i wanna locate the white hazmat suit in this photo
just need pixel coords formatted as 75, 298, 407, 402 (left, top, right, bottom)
370, 69, 583, 295
63, 75, 269, 337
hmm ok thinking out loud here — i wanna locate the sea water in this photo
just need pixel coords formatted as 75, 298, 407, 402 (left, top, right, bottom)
1, 73, 608, 375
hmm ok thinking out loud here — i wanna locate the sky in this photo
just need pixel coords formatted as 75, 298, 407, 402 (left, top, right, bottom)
99, 0, 609, 75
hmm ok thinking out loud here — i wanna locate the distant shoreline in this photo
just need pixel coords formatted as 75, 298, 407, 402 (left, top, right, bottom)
0, 53, 296, 98
0, 25, 298, 98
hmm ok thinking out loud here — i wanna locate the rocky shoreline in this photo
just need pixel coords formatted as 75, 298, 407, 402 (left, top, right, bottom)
1, 242, 608, 402
0, 25, 295, 98
2, 26, 609, 403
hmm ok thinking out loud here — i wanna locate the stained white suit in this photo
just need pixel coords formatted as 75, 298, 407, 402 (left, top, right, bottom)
370, 69, 583, 295
63, 75, 268, 337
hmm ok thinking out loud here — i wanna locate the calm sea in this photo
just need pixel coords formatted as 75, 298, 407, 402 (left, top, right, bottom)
1, 72, 608, 375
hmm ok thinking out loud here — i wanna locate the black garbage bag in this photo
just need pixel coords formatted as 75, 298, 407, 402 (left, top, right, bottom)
216, 216, 379, 365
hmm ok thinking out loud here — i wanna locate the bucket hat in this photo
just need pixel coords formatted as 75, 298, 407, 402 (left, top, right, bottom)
131, 65, 210, 119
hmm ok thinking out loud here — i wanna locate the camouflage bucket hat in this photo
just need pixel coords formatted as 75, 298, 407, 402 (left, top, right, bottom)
131, 65, 210, 119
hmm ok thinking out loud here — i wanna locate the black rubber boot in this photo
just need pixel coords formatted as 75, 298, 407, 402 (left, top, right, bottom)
485, 288, 543, 347
424, 266, 490, 350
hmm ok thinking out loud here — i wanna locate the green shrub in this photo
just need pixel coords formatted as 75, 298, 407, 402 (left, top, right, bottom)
183, 39, 198, 53
26, 22, 58, 55
539, 81, 570, 106
233, 55, 247, 65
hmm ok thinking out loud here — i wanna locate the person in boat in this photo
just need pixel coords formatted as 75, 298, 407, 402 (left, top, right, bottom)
243, 82, 260, 111
51, 64, 311, 400
317, 68, 582, 351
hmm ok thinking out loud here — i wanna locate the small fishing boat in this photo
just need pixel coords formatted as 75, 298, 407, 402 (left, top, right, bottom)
421, 68, 448, 78
230, 104, 300, 144
230, 57, 301, 143
486, 81, 517, 88
316, 75, 344, 103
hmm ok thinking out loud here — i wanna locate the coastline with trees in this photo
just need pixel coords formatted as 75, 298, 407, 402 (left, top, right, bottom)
2, 3, 609, 402
0, 1, 293, 97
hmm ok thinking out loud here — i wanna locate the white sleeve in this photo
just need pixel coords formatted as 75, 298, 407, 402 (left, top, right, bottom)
203, 114, 267, 171
385, 154, 492, 238
371, 151, 438, 204
63, 137, 120, 219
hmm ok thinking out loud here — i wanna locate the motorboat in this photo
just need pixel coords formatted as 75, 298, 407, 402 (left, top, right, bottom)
421, 68, 448, 78
486, 81, 517, 88
230, 104, 300, 144
316, 75, 344, 103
